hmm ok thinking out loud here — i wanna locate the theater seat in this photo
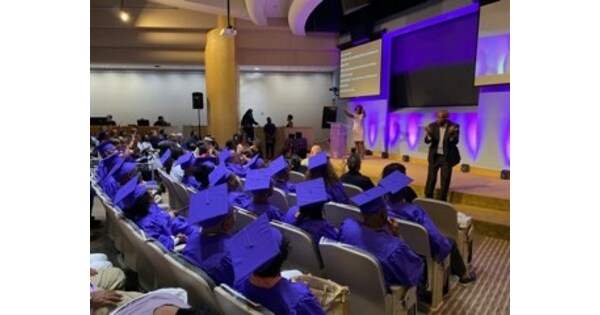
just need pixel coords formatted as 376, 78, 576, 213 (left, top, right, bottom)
268, 187, 290, 214
342, 183, 363, 198
157, 169, 186, 211
286, 193, 297, 207
393, 218, 450, 312
413, 198, 474, 267
323, 202, 363, 229
171, 181, 191, 217
119, 218, 148, 272
164, 253, 222, 314
270, 220, 323, 276
214, 284, 275, 315
289, 171, 305, 184
319, 238, 417, 315
234, 207, 257, 231
136, 239, 175, 291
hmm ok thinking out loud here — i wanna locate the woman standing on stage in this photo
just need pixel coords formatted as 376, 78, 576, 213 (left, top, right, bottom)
344, 105, 366, 158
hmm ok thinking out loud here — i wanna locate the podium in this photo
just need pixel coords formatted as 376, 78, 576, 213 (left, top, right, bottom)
329, 123, 347, 158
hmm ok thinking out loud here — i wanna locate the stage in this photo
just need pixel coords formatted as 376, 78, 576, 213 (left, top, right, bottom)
328, 155, 510, 239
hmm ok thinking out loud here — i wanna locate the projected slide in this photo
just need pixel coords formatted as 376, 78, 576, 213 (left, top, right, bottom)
339, 39, 382, 98
475, 0, 510, 86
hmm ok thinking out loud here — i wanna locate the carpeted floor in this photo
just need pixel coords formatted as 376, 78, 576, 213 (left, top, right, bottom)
433, 236, 510, 314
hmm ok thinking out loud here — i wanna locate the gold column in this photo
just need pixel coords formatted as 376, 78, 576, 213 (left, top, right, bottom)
205, 15, 238, 145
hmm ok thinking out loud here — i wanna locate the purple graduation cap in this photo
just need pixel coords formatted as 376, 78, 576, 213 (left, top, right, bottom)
268, 156, 288, 176
174, 152, 196, 169
378, 171, 414, 195
159, 149, 172, 166
116, 162, 137, 180
209, 164, 233, 186
188, 184, 231, 228
113, 175, 147, 209
97, 141, 115, 154
308, 152, 328, 170
227, 215, 283, 283
243, 169, 272, 194
295, 178, 328, 207
219, 150, 232, 164
351, 186, 388, 215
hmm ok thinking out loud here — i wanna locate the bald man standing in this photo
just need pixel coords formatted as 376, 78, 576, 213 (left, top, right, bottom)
424, 110, 461, 201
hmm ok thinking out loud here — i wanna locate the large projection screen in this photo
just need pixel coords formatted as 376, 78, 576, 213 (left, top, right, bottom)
339, 39, 382, 98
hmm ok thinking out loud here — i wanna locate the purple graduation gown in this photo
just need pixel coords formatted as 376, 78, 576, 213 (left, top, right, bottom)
283, 206, 337, 243
274, 180, 296, 193
229, 191, 252, 209
182, 232, 234, 286
182, 175, 201, 190
387, 201, 452, 263
235, 277, 325, 315
247, 202, 283, 221
337, 218, 424, 288
100, 176, 120, 200
326, 182, 350, 204
136, 204, 196, 251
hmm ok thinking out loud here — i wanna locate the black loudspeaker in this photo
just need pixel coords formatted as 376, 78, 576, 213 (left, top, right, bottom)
192, 92, 204, 109
500, 169, 510, 180
321, 106, 338, 129
381, 152, 389, 159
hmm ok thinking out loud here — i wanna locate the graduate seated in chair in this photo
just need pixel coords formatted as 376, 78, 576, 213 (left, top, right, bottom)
268, 155, 296, 193
283, 178, 337, 243
244, 169, 283, 221
337, 186, 424, 289
183, 184, 235, 286
175, 152, 201, 190
231, 216, 326, 315
114, 176, 196, 252
306, 152, 350, 204
209, 164, 252, 209
379, 169, 476, 286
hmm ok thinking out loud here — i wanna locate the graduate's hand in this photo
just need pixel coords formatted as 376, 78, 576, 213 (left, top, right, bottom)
176, 233, 188, 244
90, 268, 98, 276
90, 290, 122, 309
387, 218, 401, 237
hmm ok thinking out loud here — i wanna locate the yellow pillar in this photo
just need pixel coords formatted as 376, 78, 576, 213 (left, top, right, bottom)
205, 16, 238, 145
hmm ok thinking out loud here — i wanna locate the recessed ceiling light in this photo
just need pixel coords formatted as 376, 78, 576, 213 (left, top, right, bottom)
253, 67, 260, 70
119, 11, 130, 22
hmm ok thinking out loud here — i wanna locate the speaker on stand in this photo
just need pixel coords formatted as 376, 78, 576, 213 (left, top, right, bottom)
192, 92, 204, 138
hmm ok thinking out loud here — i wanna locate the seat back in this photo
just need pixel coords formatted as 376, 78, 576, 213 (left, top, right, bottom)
413, 198, 473, 267
234, 207, 258, 231
157, 169, 184, 211
319, 238, 388, 315
119, 219, 147, 272
289, 171, 305, 184
393, 218, 448, 311
342, 183, 363, 198
323, 202, 363, 229
286, 193, 297, 207
413, 198, 459, 241
172, 181, 191, 211
164, 253, 222, 314
239, 177, 246, 190
268, 188, 290, 214
136, 240, 175, 291
270, 220, 322, 275
214, 284, 275, 315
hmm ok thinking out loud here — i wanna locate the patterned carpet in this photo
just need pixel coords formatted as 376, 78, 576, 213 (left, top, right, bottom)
434, 236, 510, 315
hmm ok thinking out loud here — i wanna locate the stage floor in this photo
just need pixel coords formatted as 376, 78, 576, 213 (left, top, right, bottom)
329, 156, 510, 205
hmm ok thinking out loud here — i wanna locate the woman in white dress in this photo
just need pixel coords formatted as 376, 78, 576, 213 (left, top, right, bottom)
344, 105, 366, 158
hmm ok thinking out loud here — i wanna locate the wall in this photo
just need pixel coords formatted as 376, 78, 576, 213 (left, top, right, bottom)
91, 70, 336, 142
238, 72, 335, 143
90, 70, 207, 128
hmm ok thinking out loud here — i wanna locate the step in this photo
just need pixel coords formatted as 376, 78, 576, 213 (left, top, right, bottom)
455, 203, 510, 240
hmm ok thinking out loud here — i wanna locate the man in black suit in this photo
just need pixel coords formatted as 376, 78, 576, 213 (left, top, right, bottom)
424, 110, 461, 201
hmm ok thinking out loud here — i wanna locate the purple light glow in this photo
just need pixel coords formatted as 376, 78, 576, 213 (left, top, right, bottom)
464, 113, 480, 160
407, 113, 423, 150
367, 116, 378, 147
388, 113, 402, 147
502, 117, 510, 167
476, 34, 510, 77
